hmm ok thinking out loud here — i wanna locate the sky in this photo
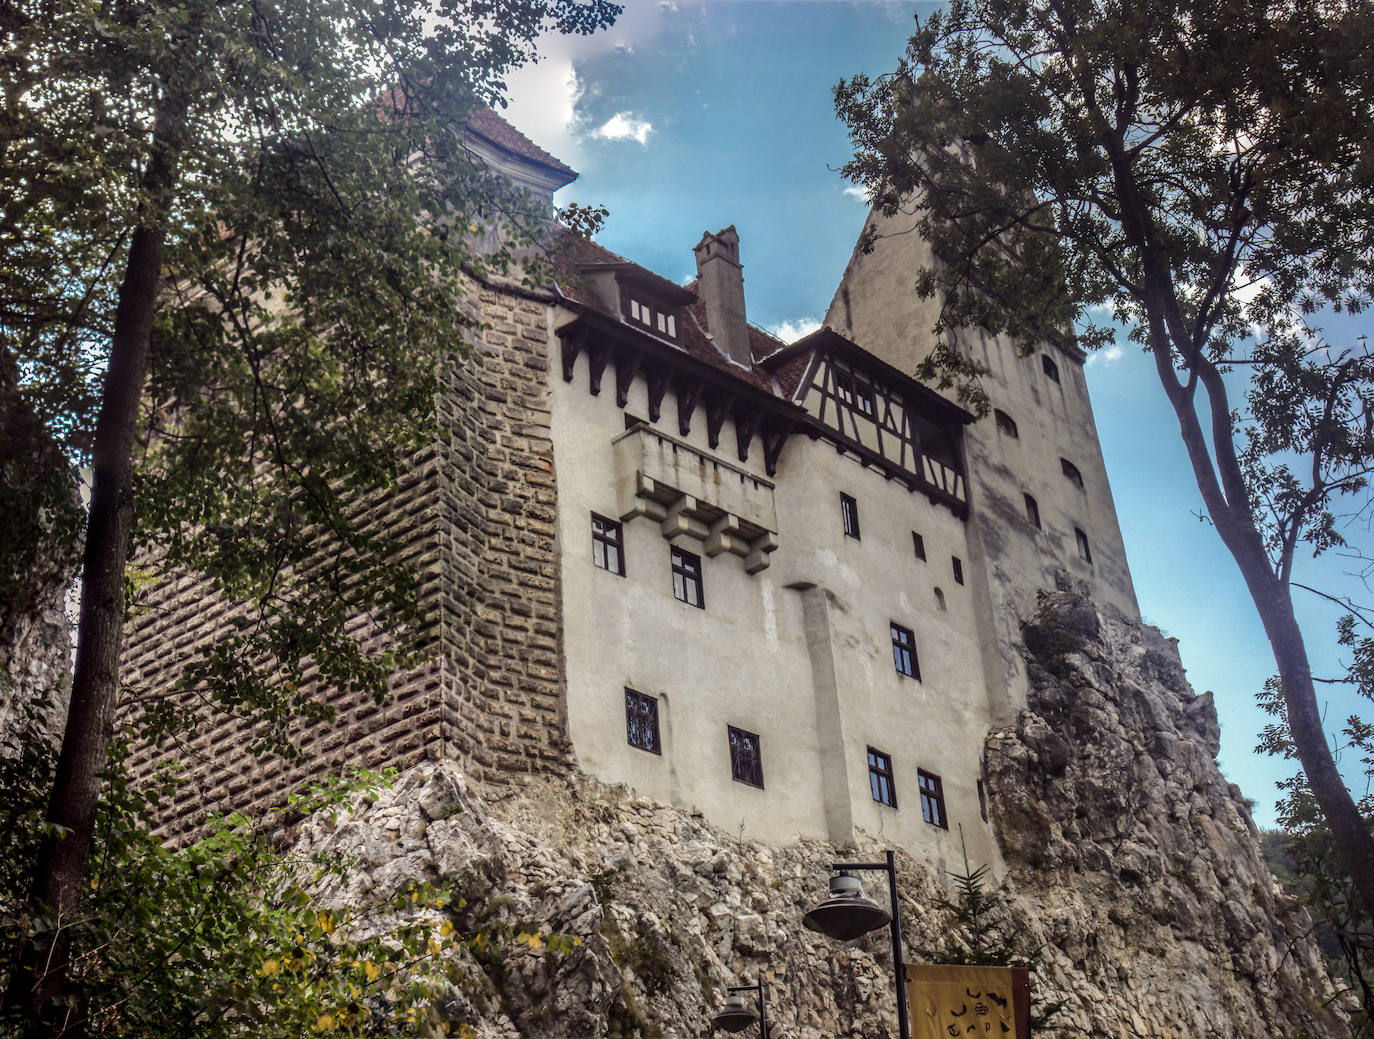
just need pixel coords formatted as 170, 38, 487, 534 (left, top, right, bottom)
502, 0, 1372, 828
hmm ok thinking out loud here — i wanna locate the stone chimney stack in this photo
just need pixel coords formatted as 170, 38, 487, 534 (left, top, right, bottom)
693, 226, 751, 367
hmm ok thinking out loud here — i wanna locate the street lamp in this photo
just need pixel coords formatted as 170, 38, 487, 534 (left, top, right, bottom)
710, 979, 768, 1037
802, 850, 910, 1039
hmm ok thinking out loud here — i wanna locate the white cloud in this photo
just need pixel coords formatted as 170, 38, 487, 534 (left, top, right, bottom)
1086, 344, 1125, 367
843, 185, 869, 202
768, 317, 822, 344
592, 112, 655, 145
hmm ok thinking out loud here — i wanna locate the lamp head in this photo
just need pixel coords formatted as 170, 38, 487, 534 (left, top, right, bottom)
711, 992, 759, 1033
801, 871, 891, 941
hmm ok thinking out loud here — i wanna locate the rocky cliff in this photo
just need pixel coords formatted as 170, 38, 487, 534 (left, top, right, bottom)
294, 587, 1347, 1039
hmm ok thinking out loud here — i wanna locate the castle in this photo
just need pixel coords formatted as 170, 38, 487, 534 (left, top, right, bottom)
123, 110, 1138, 874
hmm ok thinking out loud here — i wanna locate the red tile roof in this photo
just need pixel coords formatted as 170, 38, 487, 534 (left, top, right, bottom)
467, 106, 576, 181
552, 231, 789, 395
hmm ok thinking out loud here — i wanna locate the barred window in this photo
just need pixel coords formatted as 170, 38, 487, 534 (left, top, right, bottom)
728, 726, 763, 788
624, 689, 660, 754
868, 748, 897, 807
592, 513, 625, 576
671, 546, 704, 608
918, 769, 947, 829
891, 622, 920, 679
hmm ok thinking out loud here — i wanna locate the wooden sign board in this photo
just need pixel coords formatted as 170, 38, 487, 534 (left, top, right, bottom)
906, 964, 1031, 1039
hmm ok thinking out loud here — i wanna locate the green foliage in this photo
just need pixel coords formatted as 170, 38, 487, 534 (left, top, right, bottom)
920, 832, 1064, 1032
0, 710, 579, 1038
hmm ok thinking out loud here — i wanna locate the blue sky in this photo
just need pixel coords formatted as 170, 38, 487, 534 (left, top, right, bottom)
503, 0, 1372, 828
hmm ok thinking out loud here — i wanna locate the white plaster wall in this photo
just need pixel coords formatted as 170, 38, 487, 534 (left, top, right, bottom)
549, 311, 1001, 873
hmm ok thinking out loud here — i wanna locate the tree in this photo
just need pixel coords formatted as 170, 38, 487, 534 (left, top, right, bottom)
834, 0, 1374, 927
1, 0, 618, 1030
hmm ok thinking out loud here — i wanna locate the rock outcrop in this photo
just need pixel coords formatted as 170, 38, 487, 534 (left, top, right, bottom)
292, 587, 1345, 1039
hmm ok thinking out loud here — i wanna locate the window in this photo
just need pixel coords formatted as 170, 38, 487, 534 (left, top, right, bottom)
592, 514, 625, 576
728, 726, 763, 788
994, 409, 1019, 438
951, 556, 964, 585
624, 689, 660, 754
934, 587, 946, 611
854, 379, 876, 417
977, 778, 989, 822
840, 493, 861, 539
1075, 527, 1093, 563
890, 622, 920, 679
912, 531, 926, 561
1024, 493, 1041, 530
868, 748, 897, 807
1041, 354, 1060, 382
625, 294, 678, 340
671, 546, 704, 608
918, 770, 947, 828
1061, 458, 1084, 490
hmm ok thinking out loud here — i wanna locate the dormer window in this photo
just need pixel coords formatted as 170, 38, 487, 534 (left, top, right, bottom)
625, 294, 677, 340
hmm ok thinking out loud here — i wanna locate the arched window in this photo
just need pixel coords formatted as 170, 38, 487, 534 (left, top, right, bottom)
1075, 527, 1093, 563
1061, 457, 1084, 490
1041, 354, 1060, 383
994, 409, 1018, 438
934, 587, 947, 611
1024, 493, 1041, 529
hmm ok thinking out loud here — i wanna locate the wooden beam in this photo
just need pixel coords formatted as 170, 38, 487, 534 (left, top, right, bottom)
646, 369, 669, 422
677, 378, 702, 437
587, 342, 610, 396
734, 406, 760, 462
615, 350, 642, 408
705, 392, 734, 449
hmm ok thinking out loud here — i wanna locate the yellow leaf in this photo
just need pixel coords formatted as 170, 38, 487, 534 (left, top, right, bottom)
259, 959, 281, 977
364, 961, 381, 983
318, 911, 335, 935
428, 937, 442, 956
525, 932, 543, 950
458, 1025, 478, 1039
314, 1012, 336, 1031
439, 919, 455, 937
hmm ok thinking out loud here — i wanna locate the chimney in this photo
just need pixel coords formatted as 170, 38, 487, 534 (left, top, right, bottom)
693, 226, 751, 367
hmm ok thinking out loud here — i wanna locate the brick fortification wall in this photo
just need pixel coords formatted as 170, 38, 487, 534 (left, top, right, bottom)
121, 277, 570, 825
434, 282, 570, 786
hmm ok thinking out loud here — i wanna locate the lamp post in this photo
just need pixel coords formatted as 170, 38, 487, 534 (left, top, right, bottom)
801, 849, 910, 1039
710, 978, 768, 1037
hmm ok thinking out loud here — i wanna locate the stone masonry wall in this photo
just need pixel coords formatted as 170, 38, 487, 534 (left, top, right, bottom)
120, 275, 571, 825
434, 282, 570, 786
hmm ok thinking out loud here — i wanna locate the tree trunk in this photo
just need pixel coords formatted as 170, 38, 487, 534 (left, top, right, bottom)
4, 106, 182, 1036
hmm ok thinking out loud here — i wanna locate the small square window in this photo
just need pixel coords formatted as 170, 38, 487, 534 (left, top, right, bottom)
912, 532, 926, 561
890, 622, 920, 679
592, 514, 625, 576
1042, 354, 1060, 383
918, 769, 947, 829
728, 725, 763, 788
868, 747, 897, 807
1075, 527, 1093, 563
840, 493, 861, 539
1061, 458, 1084, 490
625, 688, 660, 754
671, 546, 704, 608
1024, 493, 1041, 530
951, 556, 964, 585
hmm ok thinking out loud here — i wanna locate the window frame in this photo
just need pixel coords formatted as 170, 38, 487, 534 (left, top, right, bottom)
890, 622, 920, 679
867, 747, 897, 808
1061, 458, 1085, 490
670, 545, 704, 608
624, 688, 661, 754
918, 769, 948, 829
1075, 527, 1094, 563
840, 492, 861, 540
728, 725, 764, 788
591, 513, 626, 577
